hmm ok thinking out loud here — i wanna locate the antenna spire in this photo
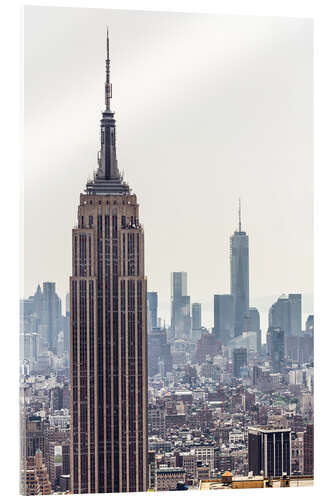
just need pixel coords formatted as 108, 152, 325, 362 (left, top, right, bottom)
105, 27, 112, 110
238, 198, 242, 232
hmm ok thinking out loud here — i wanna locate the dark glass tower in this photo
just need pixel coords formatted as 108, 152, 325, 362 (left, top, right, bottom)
170, 272, 191, 341
230, 201, 249, 337
70, 31, 148, 494
147, 291, 158, 331
248, 427, 291, 477
213, 294, 234, 345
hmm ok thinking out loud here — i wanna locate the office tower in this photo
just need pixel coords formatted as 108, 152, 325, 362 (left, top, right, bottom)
192, 303, 202, 330
303, 424, 314, 475
247, 307, 261, 352
269, 293, 302, 338
288, 294, 302, 336
70, 32, 148, 494
41, 282, 62, 354
213, 294, 234, 345
232, 347, 247, 378
148, 327, 172, 376
267, 327, 285, 373
230, 201, 249, 337
269, 294, 290, 337
305, 314, 314, 335
248, 427, 291, 477
147, 292, 158, 331
170, 272, 191, 341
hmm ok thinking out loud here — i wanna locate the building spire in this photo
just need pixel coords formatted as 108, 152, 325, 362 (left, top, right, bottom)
238, 198, 242, 232
105, 27, 112, 111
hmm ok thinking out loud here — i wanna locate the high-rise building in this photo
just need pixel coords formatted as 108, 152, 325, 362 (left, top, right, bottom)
230, 201, 249, 337
41, 282, 62, 354
191, 303, 202, 330
170, 272, 191, 341
148, 327, 172, 376
288, 294, 302, 336
248, 427, 291, 477
305, 314, 314, 335
269, 293, 302, 338
246, 307, 261, 352
267, 327, 285, 373
70, 32, 148, 494
147, 292, 158, 332
232, 347, 247, 378
269, 294, 290, 337
213, 294, 234, 345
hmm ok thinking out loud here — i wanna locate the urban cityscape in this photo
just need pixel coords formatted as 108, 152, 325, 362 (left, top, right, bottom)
20, 29, 314, 495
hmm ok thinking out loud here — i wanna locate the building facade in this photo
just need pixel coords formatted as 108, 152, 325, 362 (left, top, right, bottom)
248, 427, 291, 477
70, 32, 148, 494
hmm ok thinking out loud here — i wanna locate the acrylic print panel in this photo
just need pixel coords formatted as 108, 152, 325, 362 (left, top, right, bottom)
21, 5, 313, 495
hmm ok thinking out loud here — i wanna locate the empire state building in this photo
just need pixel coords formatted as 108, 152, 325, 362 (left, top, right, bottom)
70, 31, 148, 494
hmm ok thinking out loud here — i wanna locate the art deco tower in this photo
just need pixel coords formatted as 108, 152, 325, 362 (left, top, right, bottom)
230, 200, 249, 337
70, 31, 148, 494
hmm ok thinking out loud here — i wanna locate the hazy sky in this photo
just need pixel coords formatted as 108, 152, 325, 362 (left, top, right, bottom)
24, 6, 313, 333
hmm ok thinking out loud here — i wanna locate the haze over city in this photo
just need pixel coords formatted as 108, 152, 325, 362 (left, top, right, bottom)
24, 7, 312, 331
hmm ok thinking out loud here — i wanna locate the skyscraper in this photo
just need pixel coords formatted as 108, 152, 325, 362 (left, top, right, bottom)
245, 307, 261, 352
213, 294, 234, 345
170, 272, 191, 341
232, 347, 247, 378
41, 282, 62, 354
191, 303, 202, 330
288, 293, 302, 336
70, 32, 148, 494
230, 201, 249, 337
267, 327, 285, 373
147, 292, 158, 332
269, 293, 302, 338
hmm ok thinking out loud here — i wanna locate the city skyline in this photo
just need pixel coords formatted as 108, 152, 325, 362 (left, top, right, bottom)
21, 7, 314, 495
24, 7, 313, 332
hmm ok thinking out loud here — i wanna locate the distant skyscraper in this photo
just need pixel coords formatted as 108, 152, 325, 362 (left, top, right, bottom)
192, 303, 202, 330
230, 201, 249, 337
244, 307, 261, 352
248, 427, 291, 477
70, 32, 147, 494
288, 294, 302, 336
41, 282, 62, 354
269, 293, 302, 338
267, 327, 285, 373
305, 314, 314, 335
147, 292, 158, 331
148, 327, 172, 376
213, 294, 234, 345
232, 347, 247, 378
170, 272, 191, 341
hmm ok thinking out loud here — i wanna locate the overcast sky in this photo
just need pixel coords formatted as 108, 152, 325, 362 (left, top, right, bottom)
24, 6, 313, 333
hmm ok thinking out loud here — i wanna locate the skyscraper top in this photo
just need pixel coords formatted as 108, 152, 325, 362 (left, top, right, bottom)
234, 198, 246, 235
85, 30, 130, 195
105, 27, 111, 111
